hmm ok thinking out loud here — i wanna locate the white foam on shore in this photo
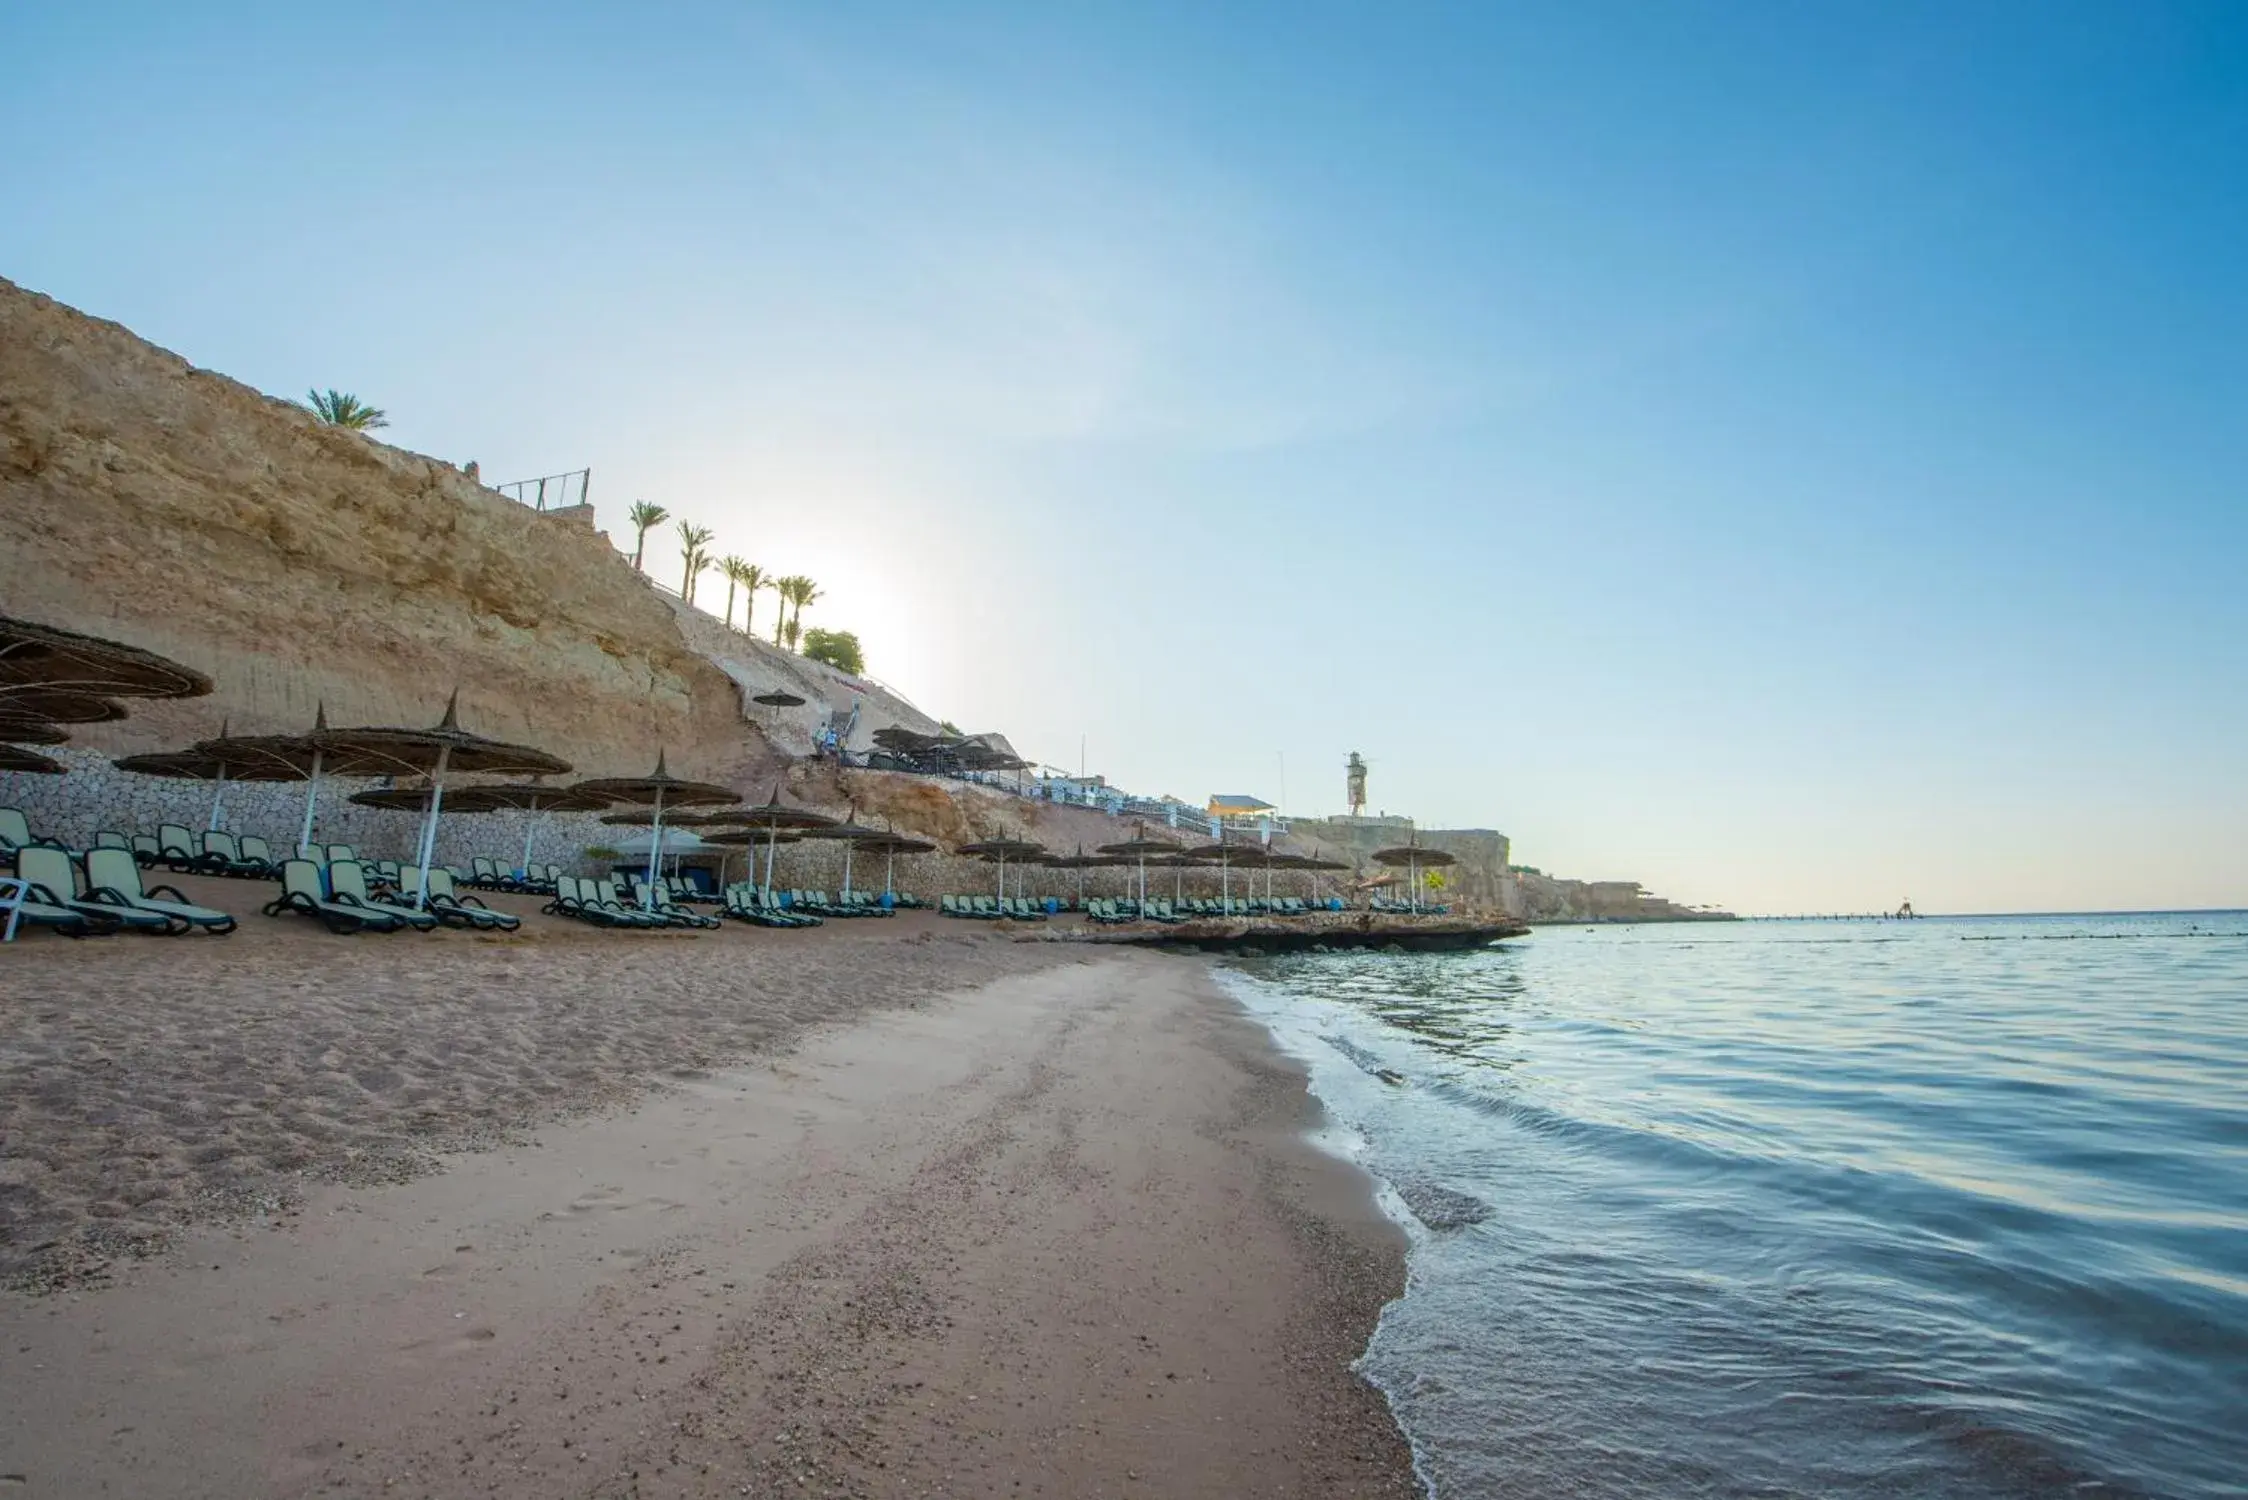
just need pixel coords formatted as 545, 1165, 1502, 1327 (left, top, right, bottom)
1212, 962, 1443, 1500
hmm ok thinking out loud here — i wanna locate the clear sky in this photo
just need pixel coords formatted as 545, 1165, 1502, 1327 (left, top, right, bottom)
7, 2, 2245, 914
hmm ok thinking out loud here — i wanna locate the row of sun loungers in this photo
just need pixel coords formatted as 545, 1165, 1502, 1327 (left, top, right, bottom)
540, 876, 853, 933
939, 894, 1050, 921
261, 858, 522, 935
5, 845, 240, 937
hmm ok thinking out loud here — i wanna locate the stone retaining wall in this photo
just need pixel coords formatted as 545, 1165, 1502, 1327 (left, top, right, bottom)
0, 748, 618, 875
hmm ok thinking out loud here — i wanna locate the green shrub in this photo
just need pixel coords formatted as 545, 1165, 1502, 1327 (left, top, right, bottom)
802, 628, 864, 675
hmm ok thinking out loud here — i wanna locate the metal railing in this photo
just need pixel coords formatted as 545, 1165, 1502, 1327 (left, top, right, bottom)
492, 467, 591, 512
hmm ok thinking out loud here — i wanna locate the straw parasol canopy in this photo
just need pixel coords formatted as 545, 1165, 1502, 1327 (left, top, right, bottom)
0, 616, 213, 701
751, 690, 806, 708
186, 705, 394, 852
958, 836, 1047, 901
850, 827, 937, 899
0, 690, 126, 727
467, 780, 619, 876
674, 779, 819, 825
1043, 845, 1127, 904
1180, 835, 1257, 906
702, 827, 802, 846
324, 694, 571, 781
114, 725, 259, 831
1372, 845, 1458, 869
666, 808, 761, 826
573, 752, 736, 907
958, 837, 1046, 859
798, 808, 890, 895
573, 755, 736, 810
0, 744, 65, 775
1292, 854, 1349, 901
0, 721, 69, 747
477, 782, 617, 814
1099, 823, 1182, 906
309, 694, 570, 906
696, 783, 835, 891
1373, 842, 1456, 912
349, 784, 510, 814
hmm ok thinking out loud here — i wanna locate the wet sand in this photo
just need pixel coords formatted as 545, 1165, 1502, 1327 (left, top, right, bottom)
0, 886, 1416, 1497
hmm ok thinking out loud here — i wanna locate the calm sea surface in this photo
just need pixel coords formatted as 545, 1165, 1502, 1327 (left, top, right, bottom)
1219, 913, 2248, 1499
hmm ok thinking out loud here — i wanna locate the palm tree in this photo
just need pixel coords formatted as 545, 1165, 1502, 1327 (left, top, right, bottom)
771, 574, 801, 645
676, 522, 715, 603
718, 557, 753, 630
734, 561, 768, 635
305, 389, 388, 430
788, 577, 822, 642
627, 501, 668, 571
784, 615, 803, 650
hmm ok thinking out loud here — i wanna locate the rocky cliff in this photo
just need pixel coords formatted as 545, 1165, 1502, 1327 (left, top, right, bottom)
1, 275, 754, 784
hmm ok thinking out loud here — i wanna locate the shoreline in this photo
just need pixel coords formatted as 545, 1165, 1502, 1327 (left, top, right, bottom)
0, 922, 1418, 1496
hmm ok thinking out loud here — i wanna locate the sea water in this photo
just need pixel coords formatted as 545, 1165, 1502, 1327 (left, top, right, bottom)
1219, 913, 2248, 1499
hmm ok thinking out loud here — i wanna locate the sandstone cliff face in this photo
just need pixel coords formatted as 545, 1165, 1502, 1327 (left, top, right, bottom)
0, 276, 754, 784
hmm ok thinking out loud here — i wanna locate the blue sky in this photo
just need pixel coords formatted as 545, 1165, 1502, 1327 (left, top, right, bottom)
7, 2, 2244, 913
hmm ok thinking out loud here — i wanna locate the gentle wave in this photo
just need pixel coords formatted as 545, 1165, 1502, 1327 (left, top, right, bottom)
1222, 913, 2248, 1499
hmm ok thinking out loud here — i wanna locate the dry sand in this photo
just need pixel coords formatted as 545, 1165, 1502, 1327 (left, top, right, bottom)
0, 884, 1417, 1497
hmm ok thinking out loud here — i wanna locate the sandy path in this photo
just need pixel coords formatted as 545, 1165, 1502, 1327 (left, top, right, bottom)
1, 952, 1415, 1498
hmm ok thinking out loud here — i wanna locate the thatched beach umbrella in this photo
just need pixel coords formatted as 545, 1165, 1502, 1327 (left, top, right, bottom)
349, 784, 509, 815
1374, 842, 1457, 913
0, 721, 70, 747
958, 837, 1046, 901
111, 719, 275, 832
704, 784, 837, 892
470, 780, 619, 877
1098, 825, 1181, 910
799, 808, 888, 897
702, 825, 804, 891
1143, 852, 1200, 904
306, 697, 570, 907
0, 690, 126, 728
573, 752, 734, 909
1182, 835, 1253, 912
192, 705, 394, 854
751, 690, 806, 709
1041, 847, 1123, 907
0, 616, 213, 701
1291, 854, 1350, 905
0, 744, 65, 775
853, 828, 936, 901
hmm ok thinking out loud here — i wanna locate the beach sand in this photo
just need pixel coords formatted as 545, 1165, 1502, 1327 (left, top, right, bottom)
0, 886, 1416, 1496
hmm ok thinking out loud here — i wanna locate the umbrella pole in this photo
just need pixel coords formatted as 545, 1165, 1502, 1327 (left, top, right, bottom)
297, 749, 324, 854
843, 841, 854, 898
884, 846, 895, 899
296, 751, 328, 854
206, 764, 229, 832
410, 744, 452, 911
521, 805, 539, 880
763, 827, 777, 892
642, 787, 666, 909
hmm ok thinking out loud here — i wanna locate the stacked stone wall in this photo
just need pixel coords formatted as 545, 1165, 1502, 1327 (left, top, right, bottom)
0, 749, 618, 876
